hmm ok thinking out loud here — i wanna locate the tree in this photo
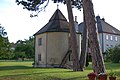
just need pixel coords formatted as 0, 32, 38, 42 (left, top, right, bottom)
0, 24, 7, 37
0, 24, 13, 59
14, 36, 34, 60
15, 52, 26, 60
0, 24, 7, 47
16, 0, 82, 71
65, 0, 80, 71
79, 12, 88, 71
16, 0, 82, 17
16, 0, 106, 73
82, 0, 105, 74
24, 36, 34, 58
106, 45, 120, 63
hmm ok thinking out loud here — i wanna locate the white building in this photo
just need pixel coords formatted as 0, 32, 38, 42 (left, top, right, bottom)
33, 9, 81, 68
78, 16, 120, 54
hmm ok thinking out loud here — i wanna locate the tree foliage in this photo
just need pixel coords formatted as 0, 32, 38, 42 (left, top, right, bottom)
0, 27, 34, 60
14, 36, 34, 60
0, 24, 13, 59
0, 24, 7, 37
16, 0, 82, 17
106, 45, 120, 63
15, 0, 106, 73
0, 24, 7, 47
16, 0, 82, 71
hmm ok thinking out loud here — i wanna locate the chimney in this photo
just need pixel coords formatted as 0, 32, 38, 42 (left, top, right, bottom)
102, 18, 105, 21
96, 15, 100, 22
74, 16, 78, 32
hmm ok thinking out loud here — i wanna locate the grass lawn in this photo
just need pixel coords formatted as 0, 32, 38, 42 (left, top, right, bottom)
0, 61, 120, 80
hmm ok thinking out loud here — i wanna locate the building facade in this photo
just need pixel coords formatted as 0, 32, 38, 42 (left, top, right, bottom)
34, 9, 81, 68
78, 16, 120, 53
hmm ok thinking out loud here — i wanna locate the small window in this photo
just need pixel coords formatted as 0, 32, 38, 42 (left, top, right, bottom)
115, 37, 118, 41
106, 44, 109, 46
38, 38, 42, 46
106, 35, 109, 40
110, 36, 113, 40
111, 45, 113, 47
38, 54, 41, 61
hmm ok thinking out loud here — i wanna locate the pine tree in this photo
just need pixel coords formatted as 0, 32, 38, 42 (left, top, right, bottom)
82, 0, 106, 73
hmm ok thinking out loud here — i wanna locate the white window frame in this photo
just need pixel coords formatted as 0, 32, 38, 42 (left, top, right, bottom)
106, 35, 109, 40
110, 36, 113, 40
115, 36, 118, 41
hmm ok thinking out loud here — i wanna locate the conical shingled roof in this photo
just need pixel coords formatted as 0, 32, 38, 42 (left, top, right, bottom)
34, 9, 69, 35
49, 9, 67, 21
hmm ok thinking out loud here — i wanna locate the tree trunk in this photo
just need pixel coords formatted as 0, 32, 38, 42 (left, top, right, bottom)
82, 0, 106, 74
66, 0, 80, 71
79, 10, 88, 71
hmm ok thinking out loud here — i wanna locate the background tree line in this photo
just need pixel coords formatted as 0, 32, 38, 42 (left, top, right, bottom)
0, 24, 34, 60
1, 22, 120, 62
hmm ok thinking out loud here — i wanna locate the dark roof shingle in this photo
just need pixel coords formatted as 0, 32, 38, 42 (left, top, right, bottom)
78, 16, 120, 35
34, 9, 69, 35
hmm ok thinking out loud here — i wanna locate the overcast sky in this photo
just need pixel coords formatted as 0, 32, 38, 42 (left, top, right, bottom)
0, 0, 120, 43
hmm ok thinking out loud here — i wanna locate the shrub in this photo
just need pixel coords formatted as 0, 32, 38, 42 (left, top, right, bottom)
106, 45, 120, 63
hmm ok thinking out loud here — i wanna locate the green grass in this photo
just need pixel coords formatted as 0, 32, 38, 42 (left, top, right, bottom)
0, 61, 120, 80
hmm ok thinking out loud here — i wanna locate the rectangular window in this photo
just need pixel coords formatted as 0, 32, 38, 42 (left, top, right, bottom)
111, 45, 113, 47
110, 36, 113, 40
38, 38, 42, 46
115, 36, 118, 41
106, 44, 109, 46
106, 35, 109, 40
38, 54, 41, 61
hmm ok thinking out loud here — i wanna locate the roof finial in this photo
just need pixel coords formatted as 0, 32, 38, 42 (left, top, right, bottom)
57, 4, 59, 9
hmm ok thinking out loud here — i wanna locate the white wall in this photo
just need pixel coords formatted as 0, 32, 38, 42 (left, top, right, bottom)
46, 32, 69, 67
34, 32, 81, 67
99, 33, 120, 52
35, 33, 47, 67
